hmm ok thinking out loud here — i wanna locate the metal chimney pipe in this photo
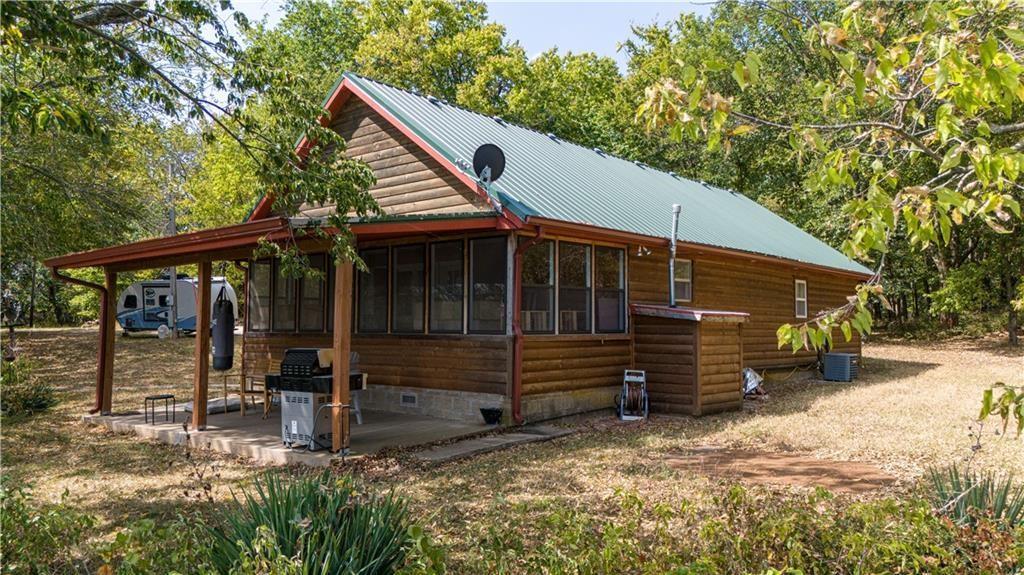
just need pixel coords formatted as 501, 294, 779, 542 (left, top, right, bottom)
668, 204, 681, 307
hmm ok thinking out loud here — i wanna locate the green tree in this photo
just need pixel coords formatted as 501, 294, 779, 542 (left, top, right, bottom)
640, 0, 1024, 347
184, 0, 518, 234
3, 0, 377, 271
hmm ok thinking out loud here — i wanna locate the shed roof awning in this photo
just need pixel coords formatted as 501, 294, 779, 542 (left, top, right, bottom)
630, 303, 750, 323
44, 217, 292, 271
45, 214, 508, 272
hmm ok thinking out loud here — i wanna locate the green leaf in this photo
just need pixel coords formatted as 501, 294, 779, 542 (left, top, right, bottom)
853, 70, 866, 101
732, 61, 748, 90
1003, 27, 1024, 45
980, 388, 993, 420
940, 147, 962, 171
840, 321, 852, 342
938, 211, 952, 244
744, 52, 761, 85
681, 64, 697, 86
729, 124, 756, 136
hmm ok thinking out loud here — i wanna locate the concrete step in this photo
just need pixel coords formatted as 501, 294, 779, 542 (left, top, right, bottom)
414, 425, 573, 463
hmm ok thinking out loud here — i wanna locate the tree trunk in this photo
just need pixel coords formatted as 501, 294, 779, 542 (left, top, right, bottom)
47, 281, 70, 325
1007, 271, 1020, 346
28, 261, 37, 328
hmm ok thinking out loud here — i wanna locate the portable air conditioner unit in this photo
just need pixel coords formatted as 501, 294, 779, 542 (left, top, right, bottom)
822, 353, 859, 382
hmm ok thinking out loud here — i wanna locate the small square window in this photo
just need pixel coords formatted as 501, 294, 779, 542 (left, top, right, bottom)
674, 258, 692, 303
795, 280, 808, 319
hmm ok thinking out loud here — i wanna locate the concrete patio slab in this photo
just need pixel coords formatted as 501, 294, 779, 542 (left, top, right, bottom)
84, 408, 487, 466
414, 424, 574, 463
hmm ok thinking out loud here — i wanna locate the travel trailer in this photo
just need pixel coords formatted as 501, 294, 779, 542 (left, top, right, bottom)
116, 274, 237, 333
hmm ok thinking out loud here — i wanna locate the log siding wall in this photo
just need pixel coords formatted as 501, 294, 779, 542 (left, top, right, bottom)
697, 322, 743, 414
521, 335, 631, 397
632, 316, 697, 414
297, 98, 491, 218
629, 246, 862, 369
243, 333, 510, 397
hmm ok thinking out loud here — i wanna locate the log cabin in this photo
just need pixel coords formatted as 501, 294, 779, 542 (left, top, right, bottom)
45, 72, 871, 452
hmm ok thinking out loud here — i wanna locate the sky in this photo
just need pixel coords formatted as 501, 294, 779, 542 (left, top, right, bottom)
486, 2, 711, 70
230, 1, 713, 72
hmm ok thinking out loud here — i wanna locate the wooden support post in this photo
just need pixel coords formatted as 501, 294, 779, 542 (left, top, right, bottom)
101, 268, 117, 415
192, 260, 212, 431
332, 259, 353, 453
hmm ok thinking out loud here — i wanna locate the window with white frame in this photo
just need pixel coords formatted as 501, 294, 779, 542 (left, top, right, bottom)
794, 279, 808, 319
674, 258, 692, 303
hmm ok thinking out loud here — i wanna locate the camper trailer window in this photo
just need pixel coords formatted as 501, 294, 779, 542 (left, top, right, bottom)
595, 246, 625, 333
392, 244, 425, 333
298, 254, 326, 332
558, 242, 592, 333
521, 239, 554, 333
123, 294, 137, 309
272, 261, 297, 331
429, 240, 464, 333
248, 261, 271, 331
357, 248, 388, 333
469, 237, 507, 334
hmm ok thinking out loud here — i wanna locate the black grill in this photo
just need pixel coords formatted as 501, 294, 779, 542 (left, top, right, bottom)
265, 348, 364, 395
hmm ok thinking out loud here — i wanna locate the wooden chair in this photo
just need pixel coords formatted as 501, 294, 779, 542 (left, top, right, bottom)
240, 359, 280, 418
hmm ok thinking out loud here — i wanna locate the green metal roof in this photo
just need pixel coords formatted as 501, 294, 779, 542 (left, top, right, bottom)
344, 72, 871, 275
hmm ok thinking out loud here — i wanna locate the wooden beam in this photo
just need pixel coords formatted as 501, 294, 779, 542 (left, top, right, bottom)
192, 261, 212, 430
101, 269, 117, 414
332, 258, 353, 452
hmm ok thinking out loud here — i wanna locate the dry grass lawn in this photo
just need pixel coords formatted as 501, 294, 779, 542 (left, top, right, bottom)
2, 327, 1021, 567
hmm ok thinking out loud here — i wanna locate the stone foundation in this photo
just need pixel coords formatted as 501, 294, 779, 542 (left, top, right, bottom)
356, 385, 504, 422
520, 385, 619, 422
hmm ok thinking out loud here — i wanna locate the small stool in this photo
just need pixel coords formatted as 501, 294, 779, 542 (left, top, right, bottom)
144, 394, 175, 424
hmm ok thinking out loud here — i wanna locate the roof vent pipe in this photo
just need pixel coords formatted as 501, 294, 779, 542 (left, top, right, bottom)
668, 203, 682, 307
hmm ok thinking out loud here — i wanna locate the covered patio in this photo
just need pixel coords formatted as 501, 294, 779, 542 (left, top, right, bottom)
83, 407, 487, 466
44, 214, 513, 457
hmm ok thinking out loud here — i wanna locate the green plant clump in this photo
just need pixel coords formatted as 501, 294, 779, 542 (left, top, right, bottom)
472, 487, 1023, 574
0, 478, 96, 575
929, 463, 1024, 528
0, 358, 57, 417
211, 472, 414, 575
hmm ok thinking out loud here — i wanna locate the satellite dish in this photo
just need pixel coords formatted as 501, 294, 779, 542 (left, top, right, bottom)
473, 143, 505, 185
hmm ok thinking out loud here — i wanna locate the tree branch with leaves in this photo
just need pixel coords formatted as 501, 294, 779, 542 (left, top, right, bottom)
638, 0, 1024, 349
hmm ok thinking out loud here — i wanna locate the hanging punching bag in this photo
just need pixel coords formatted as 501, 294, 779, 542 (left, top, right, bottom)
212, 287, 234, 371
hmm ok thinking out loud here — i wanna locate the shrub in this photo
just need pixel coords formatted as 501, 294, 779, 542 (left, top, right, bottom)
0, 359, 57, 417
928, 463, 1024, 528
0, 478, 96, 574
96, 514, 216, 575
471, 486, 1022, 574
211, 472, 413, 575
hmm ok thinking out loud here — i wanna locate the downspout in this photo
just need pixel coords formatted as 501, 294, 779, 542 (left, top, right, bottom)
668, 204, 681, 307
50, 267, 108, 414
511, 227, 545, 425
